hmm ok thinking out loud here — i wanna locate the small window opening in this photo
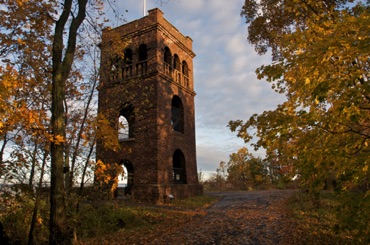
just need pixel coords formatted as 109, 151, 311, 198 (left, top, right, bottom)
110, 55, 120, 81
173, 54, 180, 71
137, 44, 148, 76
164, 47, 172, 76
173, 55, 181, 83
124, 49, 133, 65
164, 47, 172, 65
138, 44, 147, 61
122, 49, 133, 78
173, 150, 187, 184
182, 61, 189, 75
182, 61, 189, 87
171, 96, 184, 133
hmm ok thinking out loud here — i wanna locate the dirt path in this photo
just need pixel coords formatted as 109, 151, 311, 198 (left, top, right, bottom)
151, 190, 297, 245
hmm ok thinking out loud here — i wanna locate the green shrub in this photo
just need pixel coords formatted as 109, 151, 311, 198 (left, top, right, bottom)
288, 191, 370, 244
335, 191, 370, 244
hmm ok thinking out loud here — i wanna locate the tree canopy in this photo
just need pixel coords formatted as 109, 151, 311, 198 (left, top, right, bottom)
227, 148, 268, 190
0, 0, 107, 243
231, 0, 370, 238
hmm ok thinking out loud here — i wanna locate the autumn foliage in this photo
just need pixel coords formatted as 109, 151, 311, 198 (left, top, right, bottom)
1, 0, 370, 243
0, 0, 117, 244
230, 0, 370, 240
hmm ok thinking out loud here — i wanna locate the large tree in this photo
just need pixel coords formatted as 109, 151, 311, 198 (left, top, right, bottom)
50, 0, 89, 243
1, 0, 100, 243
226, 148, 268, 190
0, 0, 134, 243
230, 0, 370, 238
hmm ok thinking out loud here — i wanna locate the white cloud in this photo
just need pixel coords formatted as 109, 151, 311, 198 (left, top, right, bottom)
173, 0, 205, 13
179, 18, 202, 31
226, 34, 246, 56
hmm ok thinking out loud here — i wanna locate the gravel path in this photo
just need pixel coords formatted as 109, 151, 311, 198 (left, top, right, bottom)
151, 190, 297, 245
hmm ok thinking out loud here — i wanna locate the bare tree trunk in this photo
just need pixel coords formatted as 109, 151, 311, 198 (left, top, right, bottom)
50, 0, 87, 244
64, 98, 72, 193
28, 150, 48, 245
80, 136, 96, 192
64, 143, 70, 192
69, 72, 98, 190
0, 133, 7, 164
0, 133, 8, 178
28, 143, 38, 187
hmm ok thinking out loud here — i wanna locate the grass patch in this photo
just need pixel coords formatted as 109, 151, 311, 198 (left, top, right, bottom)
166, 194, 218, 209
76, 195, 216, 244
1, 194, 217, 244
75, 203, 168, 238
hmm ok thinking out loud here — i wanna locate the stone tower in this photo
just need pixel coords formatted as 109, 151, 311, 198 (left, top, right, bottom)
97, 8, 203, 203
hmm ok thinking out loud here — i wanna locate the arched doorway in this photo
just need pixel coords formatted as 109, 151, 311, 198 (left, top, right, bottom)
118, 160, 134, 196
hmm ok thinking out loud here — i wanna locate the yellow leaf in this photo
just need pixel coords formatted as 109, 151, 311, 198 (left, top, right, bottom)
17, 38, 26, 45
51, 135, 65, 145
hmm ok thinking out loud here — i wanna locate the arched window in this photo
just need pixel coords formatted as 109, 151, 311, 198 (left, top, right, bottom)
173, 54, 180, 71
173, 150, 186, 184
109, 55, 120, 81
171, 96, 184, 133
118, 102, 135, 140
137, 44, 148, 76
164, 47, 172, 65
138, 44, 147, 61
182, 61, 189, 75
173, 54, 181, 83
122, 49, 133, 78
118, 116, 129, 140
164, 47, 172, 76
182, 61, 189, 87
124, 48, 133, 65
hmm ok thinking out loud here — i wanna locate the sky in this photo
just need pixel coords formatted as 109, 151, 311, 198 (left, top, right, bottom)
109, 0, 285, 178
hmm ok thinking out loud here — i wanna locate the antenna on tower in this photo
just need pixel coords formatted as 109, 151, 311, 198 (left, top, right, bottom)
143, 0, 147, 16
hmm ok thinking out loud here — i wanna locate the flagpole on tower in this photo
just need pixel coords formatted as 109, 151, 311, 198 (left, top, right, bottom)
143, 0, 147, 16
